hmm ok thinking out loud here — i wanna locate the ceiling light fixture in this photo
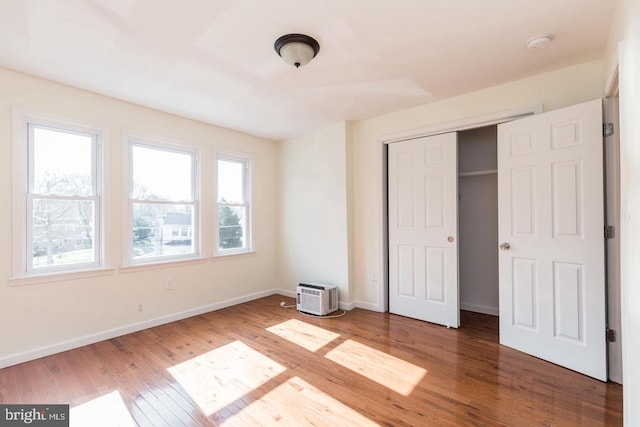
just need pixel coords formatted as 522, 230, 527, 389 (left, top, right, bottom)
274, 34, 320, 68
526, 34, 553, 50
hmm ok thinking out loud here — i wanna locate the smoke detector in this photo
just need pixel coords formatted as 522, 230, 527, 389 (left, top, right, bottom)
526, 34, 553, 50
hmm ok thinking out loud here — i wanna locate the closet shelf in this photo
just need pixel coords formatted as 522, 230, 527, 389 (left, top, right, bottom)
459, 169, 497, 177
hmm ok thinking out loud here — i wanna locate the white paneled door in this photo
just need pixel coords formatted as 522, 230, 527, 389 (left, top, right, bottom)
388, 133, 459, 328
497, 99, 606, 381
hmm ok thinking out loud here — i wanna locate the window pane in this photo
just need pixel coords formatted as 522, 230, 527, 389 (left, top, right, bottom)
32, 199, 95, 268
132, 145, 193, 201
32, 127, 93, 196
217, 160, 244, 204
132, 203, 194, 259
218, 206, 246, 250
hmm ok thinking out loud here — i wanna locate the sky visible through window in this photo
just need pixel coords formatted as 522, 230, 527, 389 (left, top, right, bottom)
33, 127, 91, 193
132, 145, 192, 201
34, 130, 242, 203
218, 159, 243, 203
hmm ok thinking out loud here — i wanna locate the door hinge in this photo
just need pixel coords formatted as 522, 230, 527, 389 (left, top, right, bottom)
607, 329, 617, 343
604, 122, 614, 137
605, 225, 615, 239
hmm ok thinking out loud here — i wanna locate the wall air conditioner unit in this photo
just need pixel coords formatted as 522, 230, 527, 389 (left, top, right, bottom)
296, 283, 338, 316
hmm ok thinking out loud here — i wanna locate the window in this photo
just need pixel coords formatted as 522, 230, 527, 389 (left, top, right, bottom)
22, 121, 102, 274
216, 155, 251, 254
128, 140, 199, 263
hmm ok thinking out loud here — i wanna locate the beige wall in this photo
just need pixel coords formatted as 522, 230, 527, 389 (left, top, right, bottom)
0, 67, 279, 366
606, 0, 640, 423
350, 59, 606, 309
277, 121, 353, 304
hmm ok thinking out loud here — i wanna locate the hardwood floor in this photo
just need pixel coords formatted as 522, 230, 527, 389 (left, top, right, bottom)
0, 295, 623, 426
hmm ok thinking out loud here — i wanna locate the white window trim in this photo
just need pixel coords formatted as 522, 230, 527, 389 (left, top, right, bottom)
214, 152, 253, 257
124, 133, 201, 266
26, 123, 101, 274
10, 107, 109, 283
9, 267, 116, 287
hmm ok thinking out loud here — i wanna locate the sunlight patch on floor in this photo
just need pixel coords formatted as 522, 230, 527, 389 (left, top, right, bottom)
221, 376, 378, 427
70, 390, 136, 427
325, 339, 427, 396
168, 340, 286, 416
266, 319, 341, 352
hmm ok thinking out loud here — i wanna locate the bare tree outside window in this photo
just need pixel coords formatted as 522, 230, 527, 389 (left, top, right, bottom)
28, 125, 99, 270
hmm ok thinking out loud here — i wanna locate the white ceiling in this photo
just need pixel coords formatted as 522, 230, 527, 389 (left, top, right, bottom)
0, 0, 616, 140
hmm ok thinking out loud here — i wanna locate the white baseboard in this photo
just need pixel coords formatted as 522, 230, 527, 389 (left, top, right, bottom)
339, 300, 356, 311
1, 288, 380, 369
274, 288, 296, 298
0, 289, 281, 369
355, 300, 385, 312
460, 302, 499, 316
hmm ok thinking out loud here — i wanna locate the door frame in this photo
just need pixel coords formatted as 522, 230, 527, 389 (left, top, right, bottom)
604, 60, 622, 384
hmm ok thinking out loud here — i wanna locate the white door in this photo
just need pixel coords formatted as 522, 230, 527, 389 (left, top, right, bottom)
388, 133, 459, 327
497, 99, 606, 381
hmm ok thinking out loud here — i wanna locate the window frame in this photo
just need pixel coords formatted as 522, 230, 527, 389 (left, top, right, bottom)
215, 153, 252, 256
11, 108, 107, 281
125, 136, 201, 265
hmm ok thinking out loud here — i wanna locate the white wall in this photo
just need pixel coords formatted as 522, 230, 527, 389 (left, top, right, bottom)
351, 59, 606, 309
0, 67, 279, 366
277, 122, 353, 305
605, 0, 640, 423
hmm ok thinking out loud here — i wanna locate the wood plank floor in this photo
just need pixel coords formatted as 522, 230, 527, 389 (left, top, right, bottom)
0, 295, 623, 426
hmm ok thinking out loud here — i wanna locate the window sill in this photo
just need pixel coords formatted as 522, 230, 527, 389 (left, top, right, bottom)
9, 267, 116, 286
119, 256, 209, 273
211, 250, 256, 261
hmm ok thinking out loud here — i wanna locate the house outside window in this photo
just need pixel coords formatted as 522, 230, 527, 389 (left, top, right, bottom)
128, 140, 199, 263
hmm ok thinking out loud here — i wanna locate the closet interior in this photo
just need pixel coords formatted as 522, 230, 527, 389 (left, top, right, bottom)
457, 126, 499, 317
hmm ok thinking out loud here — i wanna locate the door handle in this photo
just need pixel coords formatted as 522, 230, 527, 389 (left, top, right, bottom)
499, 242, 511, 251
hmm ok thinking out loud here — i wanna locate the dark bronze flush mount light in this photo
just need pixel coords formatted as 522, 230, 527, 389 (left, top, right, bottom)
274, 34, 320, 68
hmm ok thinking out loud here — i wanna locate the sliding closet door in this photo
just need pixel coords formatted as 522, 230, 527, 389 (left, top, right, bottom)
388, 133, 459, 328
497, 99, 606, 380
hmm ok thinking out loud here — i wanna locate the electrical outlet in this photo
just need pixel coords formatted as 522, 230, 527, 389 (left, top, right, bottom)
372, 272, 378, 281
165, 278, 173, 290
137, 303, 143, 313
